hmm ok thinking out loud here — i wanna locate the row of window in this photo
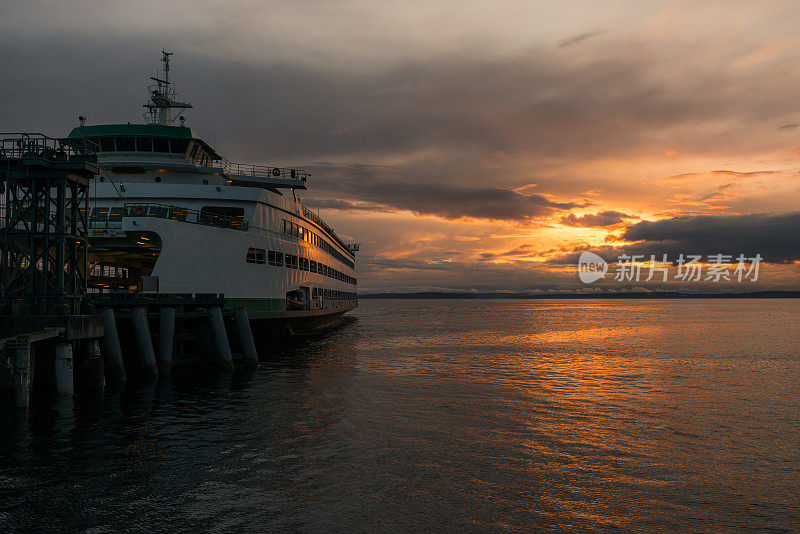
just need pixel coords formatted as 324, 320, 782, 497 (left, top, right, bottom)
282, 219, 355, 269
85, 206, 245, 228
89, 206, 124, 222
90, 264, 130, 278
246, 248, 357, 285
76, 136, 191, 155
311, 287, 357, 300
74, 136, 218, 166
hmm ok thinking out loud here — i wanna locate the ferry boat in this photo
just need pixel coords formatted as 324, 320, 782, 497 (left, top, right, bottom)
69, 52, 358, 333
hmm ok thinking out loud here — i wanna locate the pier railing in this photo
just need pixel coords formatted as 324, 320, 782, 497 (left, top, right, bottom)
0, 132, 97, 160
123, 203, 249, 231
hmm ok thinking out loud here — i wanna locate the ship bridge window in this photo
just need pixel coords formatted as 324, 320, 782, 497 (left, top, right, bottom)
100, 137, 115, 152
246, 247, 266, 264
152, 137, 170, 153
309, 260, 317, 273
170, 139, 190, 154
189, 144, 214, 166
285, 255, 298, 269
268, 251, 283, 266
115, 136, 135, 152
299, 257, 309, 271
136, 137, 153, 152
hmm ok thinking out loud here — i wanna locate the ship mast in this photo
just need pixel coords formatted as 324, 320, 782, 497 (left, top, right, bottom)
143, 50, 193, 125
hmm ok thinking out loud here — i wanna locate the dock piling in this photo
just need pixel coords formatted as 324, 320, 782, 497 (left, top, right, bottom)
157, 307, 176, 375
101, 308, 126, 382
234, 308, 259, 366
132, 307, 158, 379
80, 339, 105, 389
10, 338, 32, 409
209, 307, 233, 369
54, 342, 74, 395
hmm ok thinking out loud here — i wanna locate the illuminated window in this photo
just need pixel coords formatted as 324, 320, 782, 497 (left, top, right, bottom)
108, 207, 124, 222
200, 206, 245, 229
90, 207, 109, 222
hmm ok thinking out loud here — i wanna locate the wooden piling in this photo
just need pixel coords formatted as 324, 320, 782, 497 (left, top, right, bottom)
131, 307, 158, 379
208, 307, 233, 369
101, 308, 126, 382
157, 307, 176, 375
234, 307, 259, 366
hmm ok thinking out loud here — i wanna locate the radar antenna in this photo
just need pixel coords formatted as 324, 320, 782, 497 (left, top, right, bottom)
143, 50, 193, 125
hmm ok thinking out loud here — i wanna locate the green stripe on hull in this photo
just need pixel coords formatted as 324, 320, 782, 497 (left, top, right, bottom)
223, 298, 286, 312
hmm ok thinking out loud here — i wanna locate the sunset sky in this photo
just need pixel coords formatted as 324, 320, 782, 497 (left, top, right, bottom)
3, 1, 800, 293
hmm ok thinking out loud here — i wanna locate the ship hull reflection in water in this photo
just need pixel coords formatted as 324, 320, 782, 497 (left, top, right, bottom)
1, 299, 797, 531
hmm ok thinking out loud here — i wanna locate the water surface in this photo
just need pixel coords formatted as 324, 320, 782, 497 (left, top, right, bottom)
1, 299, 798, 531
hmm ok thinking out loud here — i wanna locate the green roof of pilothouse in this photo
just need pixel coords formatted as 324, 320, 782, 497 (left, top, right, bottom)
67, 123, 220, 159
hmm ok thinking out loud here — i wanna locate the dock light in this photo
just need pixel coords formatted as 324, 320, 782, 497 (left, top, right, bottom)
79, 116, 86, 126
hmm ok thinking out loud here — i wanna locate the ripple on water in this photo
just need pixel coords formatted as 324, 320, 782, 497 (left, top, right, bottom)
0, 299, 798, 531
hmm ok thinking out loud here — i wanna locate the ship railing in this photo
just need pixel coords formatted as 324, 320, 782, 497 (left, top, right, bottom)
220, 158, 310, 182
123, 203, 250, 231
300, 206, 354, 258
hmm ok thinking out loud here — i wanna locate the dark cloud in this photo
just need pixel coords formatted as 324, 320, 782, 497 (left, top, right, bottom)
311, 199, 391, 212
778, 123, 798, 130
552, 212, 800, 264
560, 210, 637, 227
665, 170, 789, 181
3, 27, 800, 171
558, 31, 602, 48
305, 163, 585, 221
621, 212, 800, 262
478, 244, 537, 261
695, 182, 734, 202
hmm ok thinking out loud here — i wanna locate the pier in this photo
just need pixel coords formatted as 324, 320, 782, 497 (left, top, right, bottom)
0, 134, 260, 410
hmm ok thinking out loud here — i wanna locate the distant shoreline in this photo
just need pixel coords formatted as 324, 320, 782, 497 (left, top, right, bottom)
358, 291, 800, 299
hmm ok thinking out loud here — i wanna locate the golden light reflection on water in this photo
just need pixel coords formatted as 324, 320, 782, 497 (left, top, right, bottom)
2, 299, 797, 531
347, 299, 800, 530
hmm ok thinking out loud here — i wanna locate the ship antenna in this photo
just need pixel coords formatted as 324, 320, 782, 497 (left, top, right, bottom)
143, 50, 193, 125
162, 49, 171, 86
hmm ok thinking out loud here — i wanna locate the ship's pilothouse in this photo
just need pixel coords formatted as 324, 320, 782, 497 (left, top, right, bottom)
75, 52, 357, 316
